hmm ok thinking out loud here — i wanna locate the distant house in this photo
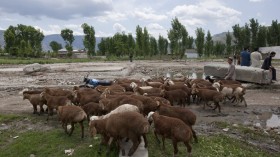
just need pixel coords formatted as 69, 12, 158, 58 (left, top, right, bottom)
58, 49, 87, 58
185, 49, 198, 58
259, 46, 280, 59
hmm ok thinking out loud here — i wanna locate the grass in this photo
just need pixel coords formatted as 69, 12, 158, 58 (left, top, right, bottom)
1, 114, 280, 157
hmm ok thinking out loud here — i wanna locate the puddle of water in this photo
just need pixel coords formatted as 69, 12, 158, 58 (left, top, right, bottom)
266, 114, 280, 128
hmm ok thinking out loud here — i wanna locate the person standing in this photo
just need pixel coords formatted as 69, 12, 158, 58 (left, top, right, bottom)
251, 47, 262, 68
261, 51, 277, 81
240, 47, 251, 66
224, 57, 236, 80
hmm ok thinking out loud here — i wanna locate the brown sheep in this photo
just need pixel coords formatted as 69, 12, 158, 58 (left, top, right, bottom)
57, 105, 87, 138
130, 95, 160, 116
157, 104, 198, 143
81, 102, 104, 122
133, 86, 161, 95
40, 91, 72, 121
160, 84, 191, 105
148, 112, 192, 156
90, 112, 149, 156
191, 88, 225, 112
160, 89, 189, 107
144, 81, 163, 88
23, 93, 46, 115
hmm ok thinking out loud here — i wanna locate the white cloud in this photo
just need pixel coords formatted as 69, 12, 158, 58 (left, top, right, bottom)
113, 23, 126, 32
96, 31, 113, 37
249, 0, 263, 2
133, 7, 167, 21
95, 11, 127, 22
147, 23, 165, 30
169, 0, 241, 32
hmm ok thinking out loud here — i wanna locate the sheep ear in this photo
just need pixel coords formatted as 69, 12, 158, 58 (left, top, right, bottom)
156, 101, 160, 106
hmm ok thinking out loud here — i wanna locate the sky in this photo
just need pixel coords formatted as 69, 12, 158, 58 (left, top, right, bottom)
0, 0, 279, 38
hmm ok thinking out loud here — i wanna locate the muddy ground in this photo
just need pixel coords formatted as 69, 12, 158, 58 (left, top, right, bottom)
0, 60, 280, 153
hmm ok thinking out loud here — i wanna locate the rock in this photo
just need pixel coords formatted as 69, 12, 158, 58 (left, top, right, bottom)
89, 145, 93, 148
23, 63, 50, 74
254, 123, 262, 128
64, 149, 74, 156
233, 124, 238, 127
223, 128, 229, 132
173, 73, 184, 78
30, 154, 36, 157
252, 111, 262, 115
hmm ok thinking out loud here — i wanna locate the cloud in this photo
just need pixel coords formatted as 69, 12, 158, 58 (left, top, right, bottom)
96, 31, 113, 37
169, 0, 241, 31
147, 23, 165, 30
113, 23, 126, 32
249, 0, 263, 2
95, 11, 127, 22
0, 0, 113, 20
133, 7, 167, 21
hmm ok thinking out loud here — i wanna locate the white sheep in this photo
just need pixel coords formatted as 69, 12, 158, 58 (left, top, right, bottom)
90, 104, 140, 121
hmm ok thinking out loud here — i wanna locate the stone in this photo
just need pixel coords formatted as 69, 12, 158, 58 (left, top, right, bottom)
23, 63, 50, 74
204, 64, 272, 84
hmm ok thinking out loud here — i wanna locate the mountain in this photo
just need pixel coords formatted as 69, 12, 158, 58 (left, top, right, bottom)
0, 30, 4, 49
212, 32, 235, 44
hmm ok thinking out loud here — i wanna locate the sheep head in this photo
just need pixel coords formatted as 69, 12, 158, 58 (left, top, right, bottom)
191, 88, 199, 94
147, 111, 155, 124
212, 82, 220, 89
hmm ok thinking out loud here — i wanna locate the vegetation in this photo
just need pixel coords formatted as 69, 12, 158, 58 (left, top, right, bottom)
61, 28, 74, 57
82, 23, 96, 57
0, 114, 279, 157
1, 18, 280, 60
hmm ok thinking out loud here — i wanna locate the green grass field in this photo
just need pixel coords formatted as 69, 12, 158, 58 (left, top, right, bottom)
1, 114, 279, 157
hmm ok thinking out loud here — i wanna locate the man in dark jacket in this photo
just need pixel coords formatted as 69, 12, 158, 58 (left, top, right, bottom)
261, 51, 276, 81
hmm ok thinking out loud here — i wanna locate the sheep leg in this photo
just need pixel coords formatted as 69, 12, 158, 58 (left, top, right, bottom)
106, 137, 114, 156
191, 127, 198, 143
162, 136, 166, 150
242, 97, 247, 107
39, 103, 44, 115
62, 123, 68, 134
32, 104, 38, 114
128, 136, 140, 156
154, 131, 161, 144
172, 139, 178, 157
79, 121, 84, 138
184, 141, 192, 157
213, 102, 221, 113
68, 123, 75, 136
142, 134, 148, 148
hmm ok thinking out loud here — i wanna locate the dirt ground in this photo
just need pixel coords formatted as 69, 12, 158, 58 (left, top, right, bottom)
0, 60, 280, 153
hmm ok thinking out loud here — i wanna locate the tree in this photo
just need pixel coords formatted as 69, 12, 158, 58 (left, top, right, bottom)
226, 31, 232, 56
249, 18, 259, 49
149, 36, 158, 57
4, 24, 44, 57
168, 17, 189, 59
204, 30, 213, 57
127, 33, 135, 56
98, 38, 106, 55
49, 41, 62, 52
81, 23, 96, 57
195, 27, 205, 57
213, 41, 226, 56
158, 35, 166, 57
257, 25, 267, 47
232, 24, 243, 51
243, 23, 251, 49
135, 25, 143, 56
187, 36, 194, 49
267, 20, 280, 46
61, 28, 74, 57
142, 27, 150, 58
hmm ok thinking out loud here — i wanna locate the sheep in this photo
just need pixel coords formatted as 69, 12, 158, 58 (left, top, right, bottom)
144, 81, 163, 88
191, 88, 225, 112
91, 112, 149, 156
23, 93, 46, 115
130, 82, 153, 90
147, 112, 192, 157
157, 104, 198, 143
130, 95, 160, 116
40, 91, 72, 121
57, 105, 87, 138
77, 92, 101, 106
160, 84, 191, 104
160, 89, 188, 107
44, 87, 75, 104
144, 95, 171, 106
81, 102, 104, 122
90, 104, 140, 120
133, 86, 161, 95
96, 84, 126, 93
212, 82, 247, 107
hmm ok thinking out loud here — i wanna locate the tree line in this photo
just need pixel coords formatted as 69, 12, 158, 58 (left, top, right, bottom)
1, 18, 280, 58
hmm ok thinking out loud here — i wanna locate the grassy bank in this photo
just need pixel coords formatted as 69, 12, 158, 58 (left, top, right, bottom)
1, 114, 279, 157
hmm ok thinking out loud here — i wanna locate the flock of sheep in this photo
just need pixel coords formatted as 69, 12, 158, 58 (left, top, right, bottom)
22, 76, 247, 156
